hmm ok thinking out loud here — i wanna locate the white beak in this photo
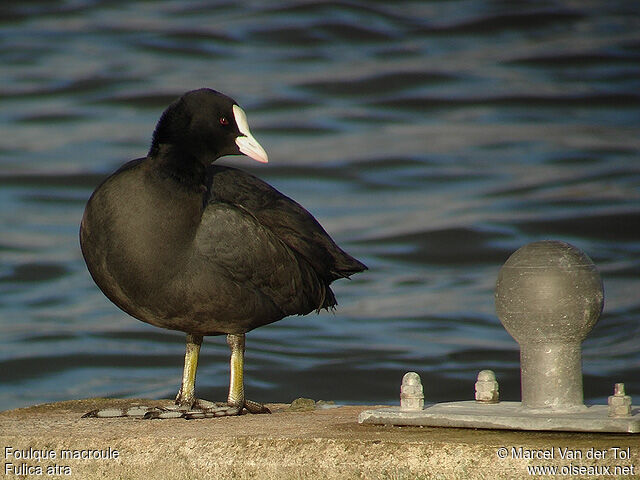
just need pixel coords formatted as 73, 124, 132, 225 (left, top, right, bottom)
233, 105, 268, 163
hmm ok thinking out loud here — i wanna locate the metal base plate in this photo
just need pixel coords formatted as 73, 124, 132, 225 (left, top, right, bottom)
359, 401, 640, 433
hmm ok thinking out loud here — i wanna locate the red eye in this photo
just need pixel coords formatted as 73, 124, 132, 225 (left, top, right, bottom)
219, 116, 229, 126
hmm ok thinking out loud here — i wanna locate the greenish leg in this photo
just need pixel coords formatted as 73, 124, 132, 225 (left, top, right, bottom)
226, 333, 245, 408
175, 333, 203, 407
82, 332, 269, 419
226, 333, 270, 414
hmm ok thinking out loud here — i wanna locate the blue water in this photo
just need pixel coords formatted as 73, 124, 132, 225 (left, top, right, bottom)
1, 0, 639, 411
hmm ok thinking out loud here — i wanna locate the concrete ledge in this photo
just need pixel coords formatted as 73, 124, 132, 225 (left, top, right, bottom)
1, 398, 638, 479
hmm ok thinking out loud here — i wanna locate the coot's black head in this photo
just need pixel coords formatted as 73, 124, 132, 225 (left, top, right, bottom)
149, 88, 268, 165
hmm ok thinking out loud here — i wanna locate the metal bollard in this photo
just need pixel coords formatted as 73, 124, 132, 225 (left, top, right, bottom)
495, 241, 604, 411
359, 241, 638, 433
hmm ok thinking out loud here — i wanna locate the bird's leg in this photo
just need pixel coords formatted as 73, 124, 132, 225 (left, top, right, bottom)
226, 333, 270, 414
175, 333, 203, 407
226, 333, 245, 410
82, 333, 268, 419
82, 334, 208, 419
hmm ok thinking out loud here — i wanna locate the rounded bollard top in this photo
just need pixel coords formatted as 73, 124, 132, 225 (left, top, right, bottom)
495, 241, 604, 344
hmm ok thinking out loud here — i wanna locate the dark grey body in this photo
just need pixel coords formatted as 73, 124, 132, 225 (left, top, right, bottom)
80, 157, 365, 336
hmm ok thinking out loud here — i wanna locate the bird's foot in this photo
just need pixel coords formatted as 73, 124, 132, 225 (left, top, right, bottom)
243, 399, 271, 414
145, 399, 242, 419
82, 399, 270, 419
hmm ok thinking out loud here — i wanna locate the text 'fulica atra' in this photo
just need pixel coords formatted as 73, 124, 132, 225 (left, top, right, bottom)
80, 88, 367, 418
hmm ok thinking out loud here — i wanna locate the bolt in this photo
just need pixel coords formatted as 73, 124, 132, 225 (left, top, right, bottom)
400, 372, 424, 411
608, 383, 632, 417
475, 370, 499, 403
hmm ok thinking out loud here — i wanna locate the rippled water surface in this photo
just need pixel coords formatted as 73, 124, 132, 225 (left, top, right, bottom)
1, 1, 639, 410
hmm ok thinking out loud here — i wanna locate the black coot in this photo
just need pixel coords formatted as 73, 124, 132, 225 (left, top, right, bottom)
80, 88, 367, 417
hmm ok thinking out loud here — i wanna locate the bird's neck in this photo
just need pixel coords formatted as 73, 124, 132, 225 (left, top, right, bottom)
148, 145, 208, 193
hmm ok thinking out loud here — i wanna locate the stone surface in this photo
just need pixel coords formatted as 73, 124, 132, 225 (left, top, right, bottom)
1, 398, 639, 479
